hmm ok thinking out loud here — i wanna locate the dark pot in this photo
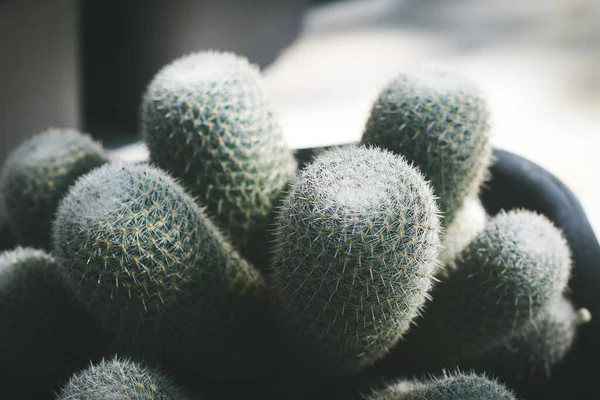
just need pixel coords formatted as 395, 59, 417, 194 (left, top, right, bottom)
0, 144, 597, 399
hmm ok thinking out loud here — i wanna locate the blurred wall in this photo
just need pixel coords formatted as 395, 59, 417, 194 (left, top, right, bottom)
0, 0, 310, 163
80, 0, 310, 144
0, 0, 80, 165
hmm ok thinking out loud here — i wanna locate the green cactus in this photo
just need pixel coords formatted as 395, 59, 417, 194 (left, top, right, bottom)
360, 64, 492, 228
397, 209, 573, 370
270, 145, 442, 377
56, 356, 188, 400
0, 128, 109, 248
438, 195, 487, 273
365, 371, 516, 400
140, 50, 297, 269
0, 247, 112, 396
472, 295, 591, 386
51, 162, 269, 378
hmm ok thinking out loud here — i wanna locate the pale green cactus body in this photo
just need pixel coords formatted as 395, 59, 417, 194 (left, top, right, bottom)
52, 163, 268, 379
361, 64, 492, 228
270, 145, 442, 377
438, 195, 487, 273
141, 50, 297, 269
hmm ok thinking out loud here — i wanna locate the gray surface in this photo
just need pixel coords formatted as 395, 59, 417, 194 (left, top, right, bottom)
0, 0, 79, 165
265, 0, 600, 236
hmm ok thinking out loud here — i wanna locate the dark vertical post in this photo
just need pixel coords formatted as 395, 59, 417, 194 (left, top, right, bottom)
79, 0, 310, 144
0, 0, 80, 165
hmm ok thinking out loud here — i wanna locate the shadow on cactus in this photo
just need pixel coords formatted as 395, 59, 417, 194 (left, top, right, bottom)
469, 294, 591, 394
0, 247, 112, 397
386, 209, 574, 373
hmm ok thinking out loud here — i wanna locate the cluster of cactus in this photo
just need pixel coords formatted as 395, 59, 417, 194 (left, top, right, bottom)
0, 49, 592, 400
383, 209, 578, 374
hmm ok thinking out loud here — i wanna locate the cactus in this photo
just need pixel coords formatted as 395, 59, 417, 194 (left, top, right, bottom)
140, 50, 297, 269
472, 295, 591, 386
51, 162, 269, 378
396, 209, 573, 370
269, 145, 442, 377
0, 128, 108, 248
438, 195, 487, 272
361, 64, 492, 228
56, 356, 188, 400
365, 371, 516, 400
0, 247, 111, 396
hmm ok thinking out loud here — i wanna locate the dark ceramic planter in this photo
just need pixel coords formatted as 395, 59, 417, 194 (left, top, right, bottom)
0, 144, 598, 399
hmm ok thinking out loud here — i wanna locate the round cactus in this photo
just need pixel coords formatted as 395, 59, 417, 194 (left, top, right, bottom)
438, 195, 487, 272
0, 128, 108, 248
365, 371, 516, 400
51, 162, 268, 377
270, 145, 442, 377
56, 356, 188, 400
398, 209, 573, 370
140, 50, 297, 269
361, 64, 492, 228
0, 247, 112, 396
472, 295, 591, 386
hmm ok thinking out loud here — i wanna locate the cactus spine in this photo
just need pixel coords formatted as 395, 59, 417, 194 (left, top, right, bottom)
270, 145, 442, 377
361, 64, 492, 228
141, 50, 297, 269
365, 371, 516, 400
56, 356, 188, 400
0, 128, 108, 248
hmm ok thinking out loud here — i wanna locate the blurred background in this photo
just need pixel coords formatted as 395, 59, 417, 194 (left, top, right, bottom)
1, 0, 599, 235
